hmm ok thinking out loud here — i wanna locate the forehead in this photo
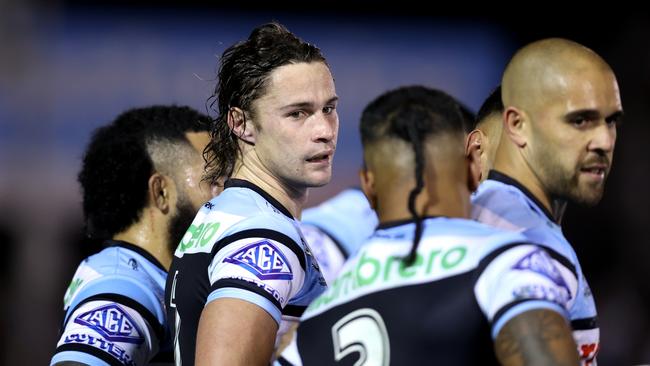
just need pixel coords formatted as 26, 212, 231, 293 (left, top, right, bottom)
547, 67, 622, 116
256, 62, 336, 109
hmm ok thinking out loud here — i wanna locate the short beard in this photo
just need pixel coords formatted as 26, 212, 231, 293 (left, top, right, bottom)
534, 148, 605, 207
167, 193, 198, 255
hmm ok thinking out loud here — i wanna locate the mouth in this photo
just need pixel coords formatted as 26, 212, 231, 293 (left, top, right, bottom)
580, 165, 607, 180
306, 150, 333, 164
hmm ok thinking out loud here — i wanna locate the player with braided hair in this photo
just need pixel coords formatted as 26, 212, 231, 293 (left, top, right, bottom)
278, 86, 580, 366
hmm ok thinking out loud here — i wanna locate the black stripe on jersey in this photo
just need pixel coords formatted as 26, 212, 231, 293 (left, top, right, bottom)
211, 278, 283, 312
307, 225, 348, 259
276, 356, 294, 366
283, 304, 307, 317
66, 293, 165, 343
225, 179, 294, 219
476, 242, 578, 280
571, 316, 598, 330
150, 349, 173, 363
55, 343, 124, 366
491, 299, 532, 329
212, 228, 306, 271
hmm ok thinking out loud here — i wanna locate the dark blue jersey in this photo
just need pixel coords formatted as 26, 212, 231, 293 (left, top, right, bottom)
166, 179, 327, 365
280, 217, 577, 365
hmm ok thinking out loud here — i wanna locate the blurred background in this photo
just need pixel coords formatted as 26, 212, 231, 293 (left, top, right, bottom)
1, 1, 649, 364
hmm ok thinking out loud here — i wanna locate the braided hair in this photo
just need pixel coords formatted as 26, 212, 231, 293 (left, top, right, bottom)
360, 86, 468, 265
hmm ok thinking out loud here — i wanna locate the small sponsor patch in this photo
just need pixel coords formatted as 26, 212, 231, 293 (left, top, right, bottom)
74, 304, 144, 344
63, 333, 137, 366
513, 249, 569, 292
224, 240, 293, 280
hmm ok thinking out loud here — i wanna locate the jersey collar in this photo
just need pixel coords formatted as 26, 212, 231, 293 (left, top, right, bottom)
224, 179, 294, 219
104, 240, 167, 272
487, 170, 557, 224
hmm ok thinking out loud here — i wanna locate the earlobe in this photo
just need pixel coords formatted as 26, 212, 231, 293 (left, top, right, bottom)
228, 107, 256, 144
503, 107, 527, 147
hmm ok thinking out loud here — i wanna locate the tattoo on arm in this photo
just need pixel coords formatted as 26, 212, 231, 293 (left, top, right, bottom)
495, 309, 579, 366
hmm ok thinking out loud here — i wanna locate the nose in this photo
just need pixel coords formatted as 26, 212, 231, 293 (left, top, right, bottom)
312, 111, 338, 144
588, 121, 616, 154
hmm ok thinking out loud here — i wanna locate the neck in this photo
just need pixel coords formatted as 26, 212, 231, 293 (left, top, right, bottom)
112, 208, 172, 270
493, 141, 555, 218
376, 177, 471, 224
232, 161, 307, 219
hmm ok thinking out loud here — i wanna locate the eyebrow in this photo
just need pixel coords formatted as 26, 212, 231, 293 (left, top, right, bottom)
564, 109, 601, 121
606, 110, 624, 124
564, 108, 624, 121
279, 96, 339, 111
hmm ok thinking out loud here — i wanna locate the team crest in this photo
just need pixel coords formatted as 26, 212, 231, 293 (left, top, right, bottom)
74, 304, 144, 344
224, 240, 293, 280
513, 249, 569, 291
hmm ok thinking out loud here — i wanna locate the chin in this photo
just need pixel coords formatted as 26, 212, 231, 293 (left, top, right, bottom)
572, 189, 605, 207
306, 173, 332, 188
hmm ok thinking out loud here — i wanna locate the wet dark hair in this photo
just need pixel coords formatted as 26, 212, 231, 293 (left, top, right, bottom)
205, 22, 327, 185
78, 105, 210, 240
360, 86, 467, 265
473, 85, 503, 130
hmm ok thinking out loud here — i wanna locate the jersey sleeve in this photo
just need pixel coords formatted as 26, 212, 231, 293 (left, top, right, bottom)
473, 243, 579, 339
51, 298, 161, 366
52, 272, 166, 366
206, 217, 307, 326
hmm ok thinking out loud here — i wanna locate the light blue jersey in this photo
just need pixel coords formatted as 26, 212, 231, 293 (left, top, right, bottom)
472, 171, 600, 365
279, 217, 578, 365
166, 179, 327, 365
51, 241, 169, 366
301, 188, 378, 283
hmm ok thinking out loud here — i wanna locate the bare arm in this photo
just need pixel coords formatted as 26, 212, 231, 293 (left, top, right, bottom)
495, 309, 579, 366
195, 297, 278, 366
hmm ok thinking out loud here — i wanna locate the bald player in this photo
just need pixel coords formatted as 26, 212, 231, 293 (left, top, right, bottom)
467, 85, 504, 181
472, 38, 623, 365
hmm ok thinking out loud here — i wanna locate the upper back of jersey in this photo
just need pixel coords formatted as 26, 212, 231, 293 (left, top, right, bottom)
284, 217, 579, 365
471, 171, 599, 364
166, 179, 326, 365
51, 241, 168, 366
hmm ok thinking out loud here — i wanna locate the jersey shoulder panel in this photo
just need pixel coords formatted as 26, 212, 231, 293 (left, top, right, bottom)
301, 188, 378, 256
63, 246, 166, 327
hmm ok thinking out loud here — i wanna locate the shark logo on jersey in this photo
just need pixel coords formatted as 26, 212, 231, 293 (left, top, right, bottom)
224, 240, 293, 280
74, 304, 144, 344
513, 249, 569, 291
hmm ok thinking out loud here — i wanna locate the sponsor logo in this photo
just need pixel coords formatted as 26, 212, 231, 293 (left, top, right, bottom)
74, 304, 144, 344
63, 278, 83, 308
128, 258, 138, 270
512, 284, 571, 305
580, 343, 598, 366
224, 240, 293, 280
513, 249, 570, 292
224, 276, 286, 304
307, 245, 467, 313
64, 333, 136, 366
179, 222, 220, 252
